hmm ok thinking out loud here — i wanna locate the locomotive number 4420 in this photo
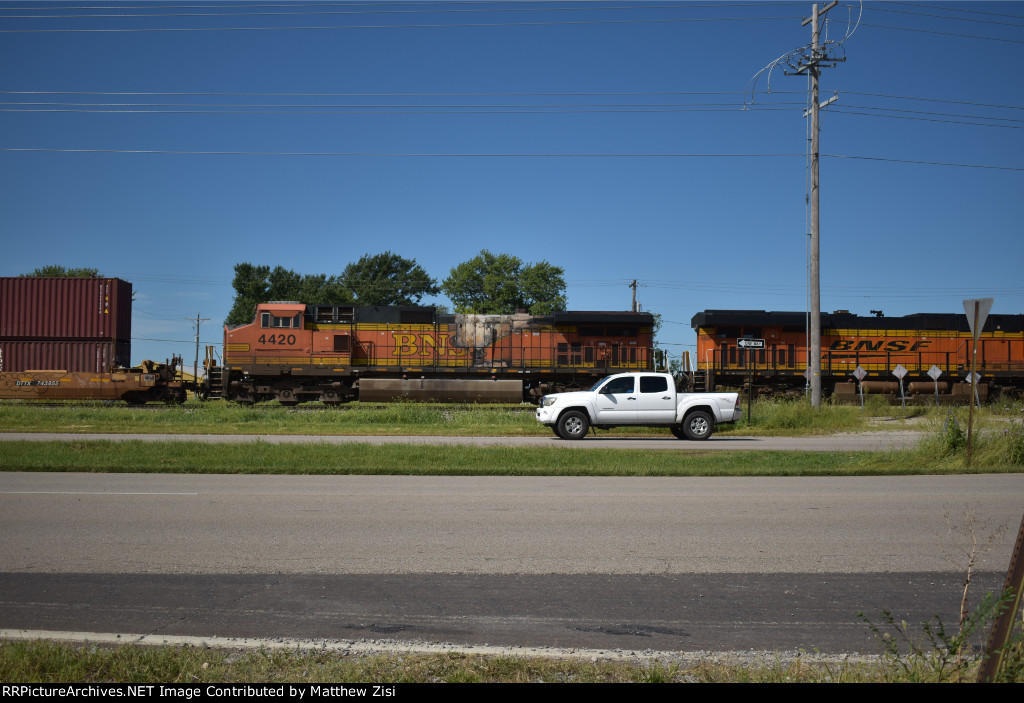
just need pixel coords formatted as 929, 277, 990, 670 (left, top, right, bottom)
257, 334, 296, 346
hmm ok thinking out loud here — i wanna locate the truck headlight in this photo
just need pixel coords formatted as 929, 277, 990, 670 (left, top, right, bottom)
542, 396, 558, 407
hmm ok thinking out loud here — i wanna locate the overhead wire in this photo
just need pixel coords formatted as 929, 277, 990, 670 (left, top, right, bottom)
0, 15, 802, 33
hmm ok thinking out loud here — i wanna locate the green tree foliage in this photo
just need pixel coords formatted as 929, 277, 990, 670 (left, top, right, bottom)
21, 265, 100, 278
441, 250, 567, 315
225, 264, 352, 325
341, 252, 439, 307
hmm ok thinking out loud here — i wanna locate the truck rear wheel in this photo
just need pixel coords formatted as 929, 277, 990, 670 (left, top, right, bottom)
557, 410, 589, 440
683, 410, 714, 441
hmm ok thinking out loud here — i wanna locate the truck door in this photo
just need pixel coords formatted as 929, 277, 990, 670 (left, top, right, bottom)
636, 375, 676, 423
593, 375, 638, 424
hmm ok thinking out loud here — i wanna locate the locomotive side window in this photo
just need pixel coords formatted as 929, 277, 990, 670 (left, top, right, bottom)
261, 313, 301, 329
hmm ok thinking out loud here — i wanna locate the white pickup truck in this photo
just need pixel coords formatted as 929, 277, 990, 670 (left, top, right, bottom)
535, 372, 741, 440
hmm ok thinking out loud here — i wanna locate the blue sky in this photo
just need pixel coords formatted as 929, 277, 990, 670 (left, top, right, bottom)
1, 0, 1022, 367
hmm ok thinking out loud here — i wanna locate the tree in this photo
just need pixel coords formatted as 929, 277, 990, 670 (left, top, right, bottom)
341, 252, 439, 307
225, 263, 352, 325
21, 265, 100, 278
441, 250, 567, 315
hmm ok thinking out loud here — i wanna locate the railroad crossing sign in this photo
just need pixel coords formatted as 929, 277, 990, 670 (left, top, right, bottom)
736, 338, 766, 349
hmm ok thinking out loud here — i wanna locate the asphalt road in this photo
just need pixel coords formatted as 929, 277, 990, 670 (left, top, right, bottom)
2, 472, 1020, 654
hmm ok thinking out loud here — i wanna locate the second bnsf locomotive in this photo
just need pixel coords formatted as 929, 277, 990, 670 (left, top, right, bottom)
204, 302, 656, 404
692, 309, 1024, 400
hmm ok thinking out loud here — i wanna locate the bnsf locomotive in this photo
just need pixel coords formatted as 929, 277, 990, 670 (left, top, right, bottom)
202, 301, 656, 404
692, 309, 1024, 400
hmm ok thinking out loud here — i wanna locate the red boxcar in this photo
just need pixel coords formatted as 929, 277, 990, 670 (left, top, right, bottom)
0, 339, 131, 374
0, 277, 132, 341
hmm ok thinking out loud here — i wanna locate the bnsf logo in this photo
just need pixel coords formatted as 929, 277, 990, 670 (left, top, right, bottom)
392, 333, 469, 357
829, 340, 932, 352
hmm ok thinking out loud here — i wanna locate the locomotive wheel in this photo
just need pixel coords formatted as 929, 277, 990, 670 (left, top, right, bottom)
682, 410, 714, 441
557, 410, 589, 440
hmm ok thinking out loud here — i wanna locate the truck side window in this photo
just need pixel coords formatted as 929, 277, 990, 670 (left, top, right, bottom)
602, 377, 635, 394
640, 376, 668, 393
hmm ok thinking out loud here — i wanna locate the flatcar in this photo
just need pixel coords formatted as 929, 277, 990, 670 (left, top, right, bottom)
0, 276, 186, 403
203, 302, 656, 404
692, 310, 1024, 400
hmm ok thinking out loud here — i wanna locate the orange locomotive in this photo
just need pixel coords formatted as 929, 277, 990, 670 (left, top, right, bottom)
692, 310, 1024, 399
209, 302, 656, 404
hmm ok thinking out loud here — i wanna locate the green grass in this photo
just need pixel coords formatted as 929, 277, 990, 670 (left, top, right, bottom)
0, 401, 551, 437
0, 396, 975, 437
4, 639, 1020, 683
3, 398, 1022, 477
1, 438, 1022, 476
0, 640, 934, 683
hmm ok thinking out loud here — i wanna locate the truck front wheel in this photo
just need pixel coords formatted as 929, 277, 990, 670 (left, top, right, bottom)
557, 410, 590, 440
683, 410, 714, 441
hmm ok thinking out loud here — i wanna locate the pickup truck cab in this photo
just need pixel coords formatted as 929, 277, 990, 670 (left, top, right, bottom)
535, 372, 741, 440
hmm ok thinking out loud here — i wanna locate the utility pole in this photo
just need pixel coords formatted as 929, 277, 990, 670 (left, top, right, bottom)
794, 1, 842, 408
630, 280, 638, 313
187, 313, 210, 393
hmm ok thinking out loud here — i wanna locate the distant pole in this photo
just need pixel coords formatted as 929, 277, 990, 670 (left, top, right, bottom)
187, 314, 210, 393
630, 280, 638, 313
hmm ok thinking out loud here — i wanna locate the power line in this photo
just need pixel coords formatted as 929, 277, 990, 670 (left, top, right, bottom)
0, 15, 801, 33
0, 3, 808, 20
882, 1, 1024, 21
2, 147, 1019, 171
0, 90, 799, 97
841, 91, 1024, 111
0, 148, 808, 157
823, 154, 1024, 171
831, 108, 1024, 129
863, 4, 1024, 28
857, 22, 1024, 44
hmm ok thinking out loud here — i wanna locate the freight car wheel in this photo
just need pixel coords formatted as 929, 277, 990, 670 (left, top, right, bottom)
682, 411, 713, 441
557, 410, 589, 440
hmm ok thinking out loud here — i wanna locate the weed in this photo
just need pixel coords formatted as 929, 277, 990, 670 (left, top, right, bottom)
861, 509, 1022, 682
938, 412, 966, 456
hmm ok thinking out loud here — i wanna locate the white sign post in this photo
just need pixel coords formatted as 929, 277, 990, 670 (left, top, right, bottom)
853, 365, 867, 409
892, 364, 908, 409
928, 365, 943, 407
962, 298, 993, 465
